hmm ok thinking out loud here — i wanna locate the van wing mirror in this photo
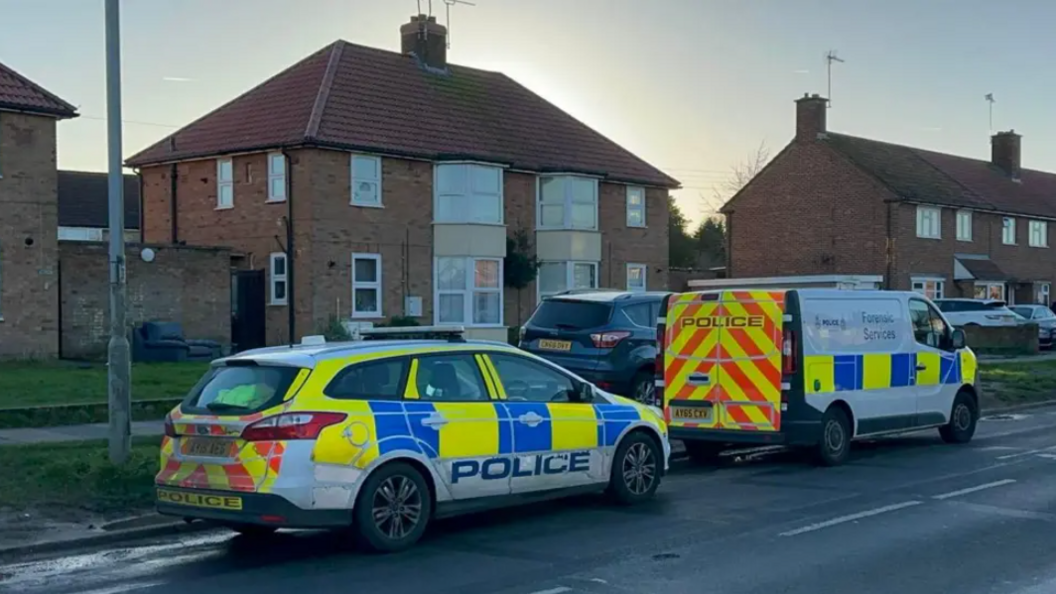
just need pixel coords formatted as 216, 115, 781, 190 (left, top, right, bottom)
951, 328, 966, 350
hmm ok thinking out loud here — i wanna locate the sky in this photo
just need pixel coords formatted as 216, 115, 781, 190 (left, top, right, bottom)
2, 0, 1055, 227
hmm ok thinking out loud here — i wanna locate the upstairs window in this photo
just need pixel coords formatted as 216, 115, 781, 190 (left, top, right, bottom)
538, 176, 598, 230
626, 186, 646, 227
916, 206, 940, 239
217, 158, 234, 209
956, 209, 972, 241
267, 152, 286, 202
1029, 220, 1048, 248
1002, 217, 1017, 245
351, 155, 382, 207
435, 163, 503, 224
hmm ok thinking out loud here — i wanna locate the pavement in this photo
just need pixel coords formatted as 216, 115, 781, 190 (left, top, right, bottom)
2, 408, 1056, 594
0, 421, 165, 446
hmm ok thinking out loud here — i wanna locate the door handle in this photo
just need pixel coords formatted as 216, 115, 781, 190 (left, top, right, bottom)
421, 413, 448, 428
517, 412, 544, 427
915, 364, 927, 371
688, 374, 710, 385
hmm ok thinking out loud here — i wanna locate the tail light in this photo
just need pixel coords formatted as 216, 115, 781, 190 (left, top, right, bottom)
241, 412, 347, 442
591, 331, 631, 349
164, 414, 178, 438
782, 328, 797, 375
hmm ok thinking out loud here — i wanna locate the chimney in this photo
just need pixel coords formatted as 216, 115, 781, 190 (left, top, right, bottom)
400, 14, 448, 71
991, 130, 1021, 180
795, 93, 828, 140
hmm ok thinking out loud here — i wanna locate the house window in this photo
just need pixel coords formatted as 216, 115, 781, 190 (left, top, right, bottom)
537, 261, 598, 300
58, 227, 104, 241
626, 186, 646, 227
956, 210, 972, 241
352, 253, 382, 317
1002, 217, 1016, 245
915, 206, 940, 239
435, 257, 503, 326
1029, 220, 1048, 248
351, 155, 382, 207
269, 253, 287, 305
267, 152, 286, 202
538, 176, 598, 230
974, 282, 1006, 301
911, 277, 944, 300
627, 263, 647, 292
1037, 282, 1051, 305
435, 163, 503, 224
217, 158, 234, 209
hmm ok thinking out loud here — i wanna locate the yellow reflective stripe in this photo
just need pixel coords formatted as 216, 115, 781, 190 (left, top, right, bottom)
283, 368, 311, 401
474, 354, 499, 398
404, 359, 421, 399
480, 355, 507, 399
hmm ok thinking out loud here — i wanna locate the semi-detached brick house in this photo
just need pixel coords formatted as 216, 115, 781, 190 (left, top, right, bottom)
127, 15, 679, 346
722, 93, 1056, 306
0, 60, 78, 357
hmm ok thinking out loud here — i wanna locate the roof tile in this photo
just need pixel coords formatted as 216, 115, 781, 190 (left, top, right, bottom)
0, 60, 78, 118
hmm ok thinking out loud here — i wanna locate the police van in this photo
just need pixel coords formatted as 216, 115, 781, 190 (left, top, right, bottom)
656, 289, 979, 466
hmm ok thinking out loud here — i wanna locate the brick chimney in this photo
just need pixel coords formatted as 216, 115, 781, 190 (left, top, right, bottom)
795, 93, 828, 140
991, 130, 1021, 180
400, 14, 447, 71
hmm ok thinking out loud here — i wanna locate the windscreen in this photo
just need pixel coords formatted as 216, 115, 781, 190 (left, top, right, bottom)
182, 364, 301, 416
529, 299, 613, 330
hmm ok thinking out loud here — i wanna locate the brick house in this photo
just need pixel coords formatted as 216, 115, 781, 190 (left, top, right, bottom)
126, 15, 679, 345
722, 92, 1056, 306
0, 60, 78, 357
57, 170, 141, 243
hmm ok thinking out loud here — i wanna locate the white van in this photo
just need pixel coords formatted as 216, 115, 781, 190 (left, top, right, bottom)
657, 289, 980, 466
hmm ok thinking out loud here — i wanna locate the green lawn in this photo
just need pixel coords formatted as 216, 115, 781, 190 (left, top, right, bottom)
0, 362, 208, 409
979, 360, 1056, 409
0, 438, 161, 513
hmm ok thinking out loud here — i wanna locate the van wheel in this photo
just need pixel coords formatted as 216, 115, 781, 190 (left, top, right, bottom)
631, 370, 656, 405
608, 432, 661, 505
814, 406, 852, 467
353, 462, 432, 553
939, 391, 978, 444
683, 441, 724, 465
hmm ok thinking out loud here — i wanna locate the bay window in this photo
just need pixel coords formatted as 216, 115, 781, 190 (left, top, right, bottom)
538, 175, 598, 230
435, 257, 503, 326
538, 261, 598, 300
435, 163, 503, 224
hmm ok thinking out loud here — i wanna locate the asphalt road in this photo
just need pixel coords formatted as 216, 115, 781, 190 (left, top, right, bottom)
4, 408, 1056, 594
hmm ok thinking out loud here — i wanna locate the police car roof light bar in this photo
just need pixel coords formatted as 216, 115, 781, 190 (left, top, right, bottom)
352, 325, 467, 343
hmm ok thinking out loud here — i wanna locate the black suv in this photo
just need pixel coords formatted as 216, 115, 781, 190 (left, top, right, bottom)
518, 289, 668, 404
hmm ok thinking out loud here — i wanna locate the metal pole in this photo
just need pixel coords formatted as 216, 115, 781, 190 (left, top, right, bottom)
105, 0, 131, 465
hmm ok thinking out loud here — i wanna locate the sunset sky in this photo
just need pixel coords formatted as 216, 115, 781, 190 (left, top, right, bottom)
2, 0, 1053, 226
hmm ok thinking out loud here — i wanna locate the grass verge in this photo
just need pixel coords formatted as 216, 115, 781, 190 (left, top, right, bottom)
0, 361, 207, 408
979, 359, 1056, 409
0, 437, 160, 514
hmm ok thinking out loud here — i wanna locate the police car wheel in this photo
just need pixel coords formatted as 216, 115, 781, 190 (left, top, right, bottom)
608, 432, 661, 505
939, 391, 978, 445
815, 406, 851, 467
353, 462, 432, 553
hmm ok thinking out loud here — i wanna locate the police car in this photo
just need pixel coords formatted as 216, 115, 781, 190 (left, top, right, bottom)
156, 326, 670, 552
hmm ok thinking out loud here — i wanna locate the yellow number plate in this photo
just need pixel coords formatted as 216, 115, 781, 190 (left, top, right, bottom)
538, 339, 572, 351
670, 406, 713, 421
157, 489, 243, 510
182, 438, 235, 458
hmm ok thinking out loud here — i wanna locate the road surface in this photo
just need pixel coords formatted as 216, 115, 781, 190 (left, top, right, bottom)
3, 408, 1056, 594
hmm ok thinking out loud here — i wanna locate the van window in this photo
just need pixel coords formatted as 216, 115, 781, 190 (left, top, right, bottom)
909, 299, 950, 349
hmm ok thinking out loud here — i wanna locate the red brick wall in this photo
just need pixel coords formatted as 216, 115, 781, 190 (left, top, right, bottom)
59, 242, 231, 360
599, 185, 670, 292
504, 171, 538, 327
0, 112, 60, 358
725, 141, 893, 280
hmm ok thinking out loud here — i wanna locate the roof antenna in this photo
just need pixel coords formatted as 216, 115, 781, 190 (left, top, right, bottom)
825, 50, 845, 108
443, 0, 476, 49
985, 93, 996, 134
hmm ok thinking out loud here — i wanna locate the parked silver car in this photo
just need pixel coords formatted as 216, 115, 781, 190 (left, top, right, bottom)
933, 299, 1021, 327
1010, 304, 1056, 349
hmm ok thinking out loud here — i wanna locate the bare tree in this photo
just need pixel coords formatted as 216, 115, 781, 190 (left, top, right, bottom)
703, 140, 771, 212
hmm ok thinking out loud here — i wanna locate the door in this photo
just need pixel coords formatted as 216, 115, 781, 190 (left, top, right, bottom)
232, 270, 266, 352
406, 352, 512, 500
908, 299, 962, 425
484, 352, 602, 494
663, 292, 723, 430
715, 291, 784, 432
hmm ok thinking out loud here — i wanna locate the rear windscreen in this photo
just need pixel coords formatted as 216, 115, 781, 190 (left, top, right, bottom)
182, 364, 301, 415
529, 300, 614, 330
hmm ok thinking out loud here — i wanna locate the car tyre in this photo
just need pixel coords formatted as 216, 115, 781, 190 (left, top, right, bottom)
353, 462, 432, 553
608, 431, 662, 505
814, 406, 852, 467
939, 390, 978, 445
225, 523, 278, 538
682, 440, 724, 465
631, 370, 657, 405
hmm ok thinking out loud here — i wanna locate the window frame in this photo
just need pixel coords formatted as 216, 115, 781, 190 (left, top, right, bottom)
216, 158, 234, 209
911, 276, 945, 300
955, 209, 972, 242
267, 152, 286, 203
626, 263, 647, 292
973, 282, 1006, 301
536, 175, 600, 231
1002, 217, 1017, 245
433, 162, 504, 225
350, 154, 383, 208
537, 260, 599, 302
269, 252, 288, 306
351, 252, 383, 318
915, 205, 940, 239
408, 352, 493, 403
324, 356, 410, 401
433, 256, 504, 327
1038, 282, 1051, 305
487, 352, 586, 404
626, 186, 646, 227
1029, 220, 1048, 248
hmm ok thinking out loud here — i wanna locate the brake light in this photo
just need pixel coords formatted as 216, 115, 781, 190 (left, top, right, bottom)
782, 328, 797, 375
164, 415, 178, 438
591, 331, 631, 349
241, 412, 347, 442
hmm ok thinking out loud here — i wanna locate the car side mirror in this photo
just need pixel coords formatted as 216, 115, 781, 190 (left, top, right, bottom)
950, 328, 966, 350
576, 382, 594, 403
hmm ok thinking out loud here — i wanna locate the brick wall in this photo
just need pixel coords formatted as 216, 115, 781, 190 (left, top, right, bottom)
504, 171, 538, 327
725, 141, 893, 280
599, 185, 670, 292
0, 112, 60, 358
962, 323, 1039, 356
59, 242, 231, 359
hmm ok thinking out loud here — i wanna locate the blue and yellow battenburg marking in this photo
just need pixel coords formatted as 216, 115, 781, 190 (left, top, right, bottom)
805, 350, 974, 394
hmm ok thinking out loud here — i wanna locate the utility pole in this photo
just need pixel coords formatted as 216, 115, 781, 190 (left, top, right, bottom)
825, 50, 844, 108
105, 0, 131, 465
985, 93, 996, 134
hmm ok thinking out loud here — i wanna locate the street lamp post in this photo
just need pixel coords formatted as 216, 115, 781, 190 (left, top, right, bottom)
105, 0, 131, 465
